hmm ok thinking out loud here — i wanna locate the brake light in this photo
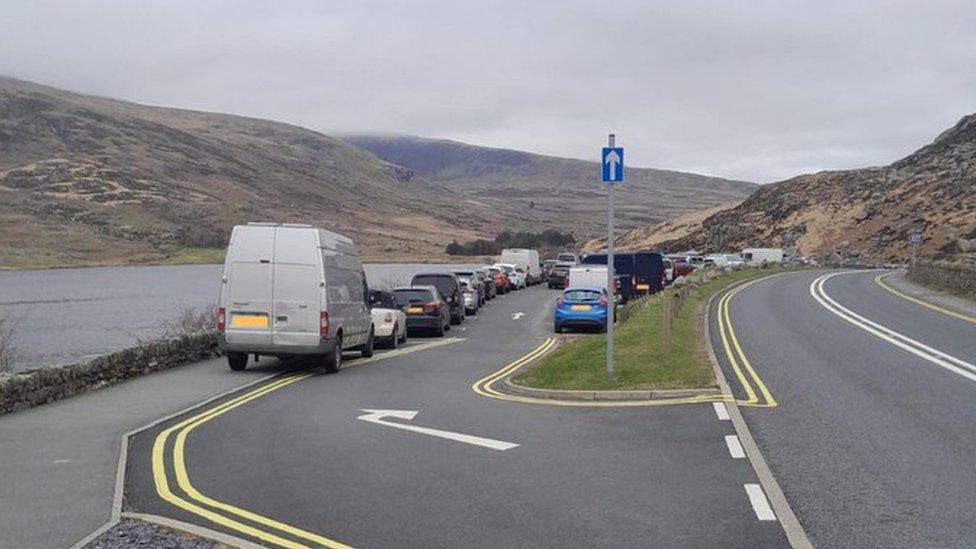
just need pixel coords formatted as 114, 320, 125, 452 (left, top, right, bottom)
216, 307, 225, 333
320, 311, 329, 337
423, 301, 438, 313
557, 296, 565, 305
599, 295, 608, 306
632, 276, 636, 286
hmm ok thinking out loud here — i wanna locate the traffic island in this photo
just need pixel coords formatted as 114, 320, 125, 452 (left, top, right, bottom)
510, 267, 792, 396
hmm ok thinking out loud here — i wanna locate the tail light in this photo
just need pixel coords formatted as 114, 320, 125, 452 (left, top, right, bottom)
423, 301, 438, 313
631, 276, 636, 286
216, 307, 226, 333
384, 312, 393, 322
320, 311, 330, 337
599, 295, 608, 306
557, 296, 565, 305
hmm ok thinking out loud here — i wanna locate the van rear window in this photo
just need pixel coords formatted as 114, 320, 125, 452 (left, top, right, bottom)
393, 289, 434, 303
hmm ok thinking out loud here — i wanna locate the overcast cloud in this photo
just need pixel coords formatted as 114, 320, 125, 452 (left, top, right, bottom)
2, 0, 975, 182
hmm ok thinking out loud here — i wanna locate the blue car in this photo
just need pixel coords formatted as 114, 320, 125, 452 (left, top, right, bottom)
554, 286, 609, 333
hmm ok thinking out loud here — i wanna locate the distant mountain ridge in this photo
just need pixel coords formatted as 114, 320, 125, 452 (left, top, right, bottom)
600, 114, 976, 263
341, 134, 756, 232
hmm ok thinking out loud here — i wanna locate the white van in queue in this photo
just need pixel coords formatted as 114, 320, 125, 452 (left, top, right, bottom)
217, 222, 374, 373
499, 248, 541, 285
568, 265, 623, 304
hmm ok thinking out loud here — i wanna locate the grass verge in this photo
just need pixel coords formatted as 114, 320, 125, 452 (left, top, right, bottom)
513, 266, 796, 391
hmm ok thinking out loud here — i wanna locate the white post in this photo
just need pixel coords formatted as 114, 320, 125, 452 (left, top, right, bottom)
606, 133, 615, 380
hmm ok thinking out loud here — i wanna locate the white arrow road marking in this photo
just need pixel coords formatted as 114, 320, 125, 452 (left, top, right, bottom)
512, 312, 525, 320
605, 149, 621, 180
357, 409, 519, 451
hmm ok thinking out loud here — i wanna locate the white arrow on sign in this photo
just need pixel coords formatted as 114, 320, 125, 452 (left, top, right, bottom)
357, 409, 519, 451
512, 312, 525, 320
605, 149, 621, 181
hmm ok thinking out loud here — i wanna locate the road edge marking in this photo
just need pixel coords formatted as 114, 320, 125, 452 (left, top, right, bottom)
704, 272, 813, 548
875, 272, 976, 324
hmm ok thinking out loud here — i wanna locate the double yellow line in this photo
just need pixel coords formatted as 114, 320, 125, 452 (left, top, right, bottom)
716, 278, 777, 408
150, 338, 463, 548
152, 372, 352, 549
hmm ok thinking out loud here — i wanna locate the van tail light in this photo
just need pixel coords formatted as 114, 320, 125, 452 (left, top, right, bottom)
423, 301, 438, 313
384, 312, 393, 323
320, 311, 330, 338
216, 307, 226, 333
632, 276, 636, 286
599, 296, 608, 307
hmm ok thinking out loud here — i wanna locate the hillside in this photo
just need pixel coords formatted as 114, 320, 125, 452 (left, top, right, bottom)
341, 135, 756, 233
0, 77, 497, 267
600, 114, 976, 264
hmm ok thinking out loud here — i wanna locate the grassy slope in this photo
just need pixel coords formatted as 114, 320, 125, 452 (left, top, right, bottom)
514, 267, 793, 391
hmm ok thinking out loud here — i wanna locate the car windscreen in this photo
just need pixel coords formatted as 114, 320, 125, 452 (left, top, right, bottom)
564, 289, 602, 302
393, 289, 434, 303
558, 254, 575, 262
411, 275, 455, 298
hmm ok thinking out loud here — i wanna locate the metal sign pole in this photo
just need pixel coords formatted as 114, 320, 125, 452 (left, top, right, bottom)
606, 133, 615, 380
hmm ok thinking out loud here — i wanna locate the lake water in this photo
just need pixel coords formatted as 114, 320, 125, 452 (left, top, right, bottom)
0, 263, 477, 371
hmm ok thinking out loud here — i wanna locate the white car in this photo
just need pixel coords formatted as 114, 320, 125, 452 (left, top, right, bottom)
493, 263, 525, 290
367, 289, 408, 349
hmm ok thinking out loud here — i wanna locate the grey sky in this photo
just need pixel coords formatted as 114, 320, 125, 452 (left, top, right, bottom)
2, 0, 974, 182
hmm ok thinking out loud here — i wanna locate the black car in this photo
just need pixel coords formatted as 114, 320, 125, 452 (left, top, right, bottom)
410, 273, 465, 324
548, 262, 572, 289
392, 286, 450, 337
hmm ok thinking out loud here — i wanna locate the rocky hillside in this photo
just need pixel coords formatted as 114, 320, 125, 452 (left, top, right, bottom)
604, 114, 976, 264
341, 135, 756, 233
0, 77, 498, 267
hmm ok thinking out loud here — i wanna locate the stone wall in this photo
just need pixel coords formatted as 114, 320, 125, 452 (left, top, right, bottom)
0, 333, 220, 415
908, 260, 976, 299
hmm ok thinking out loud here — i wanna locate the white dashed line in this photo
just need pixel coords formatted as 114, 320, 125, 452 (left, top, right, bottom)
745, 484, 777, 521
712, 402, 730, 420
724, 435, 745, 458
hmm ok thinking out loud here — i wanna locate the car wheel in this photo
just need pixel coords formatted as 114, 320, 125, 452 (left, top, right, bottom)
553, 323, 562, 334
389, 324, 399, 349
434, 318, 446, 336
361, 328, 375, 358
226, 352, 247, 371
324, 336, 342, 374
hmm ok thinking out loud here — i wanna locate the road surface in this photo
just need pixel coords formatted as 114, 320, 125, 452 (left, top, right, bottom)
124, 284, 789, 548
711, 269, 976, 548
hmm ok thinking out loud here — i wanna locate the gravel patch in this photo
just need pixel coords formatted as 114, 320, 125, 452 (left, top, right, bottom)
86, 518, 219, 549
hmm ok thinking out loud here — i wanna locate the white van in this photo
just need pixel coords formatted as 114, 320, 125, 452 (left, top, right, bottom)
499, 248, 541, 285
217, 223, 374, 373
741, 248, 784, 265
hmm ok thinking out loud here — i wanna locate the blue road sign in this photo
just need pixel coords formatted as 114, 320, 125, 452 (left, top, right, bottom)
602, 147, 624, 183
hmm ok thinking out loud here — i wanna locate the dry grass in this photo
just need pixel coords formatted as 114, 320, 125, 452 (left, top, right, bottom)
160, 304, 218, 340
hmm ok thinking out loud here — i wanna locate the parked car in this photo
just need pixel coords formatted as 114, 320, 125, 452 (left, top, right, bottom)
494, 263, 523, 290
548, 262, 572, 289
499, 248, 541, 285
554, 286, 610, 333
217, 222, 373, 373
454, 270, 485, 305
742, 248, 784, 264
705, 253, 744, 268
367, 289, 407, 349
411, 272, 465, 324
460, 280, 479, 315
557, 252, 578, 265
476, 267, 497, 300
393, 285, 450, 337
488, 267, 509, 294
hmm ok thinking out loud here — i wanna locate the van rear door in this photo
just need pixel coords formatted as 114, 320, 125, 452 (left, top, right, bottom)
271, 227, 321, 347
224, 225, 275, 346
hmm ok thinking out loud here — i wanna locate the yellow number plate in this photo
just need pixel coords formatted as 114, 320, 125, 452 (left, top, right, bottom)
570, 304, 592, 311
636, 284, 650, 290
230, 314, 269, 328
407, 306, 425, 314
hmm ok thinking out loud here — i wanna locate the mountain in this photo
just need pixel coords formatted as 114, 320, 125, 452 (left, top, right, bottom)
0, 76, 498, 267
341, 134, 756, 233
598, 114, 976, 264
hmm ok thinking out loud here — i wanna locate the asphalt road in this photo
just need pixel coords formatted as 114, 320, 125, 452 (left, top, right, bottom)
712, 269, 976, 548
125, 284, 789, 548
